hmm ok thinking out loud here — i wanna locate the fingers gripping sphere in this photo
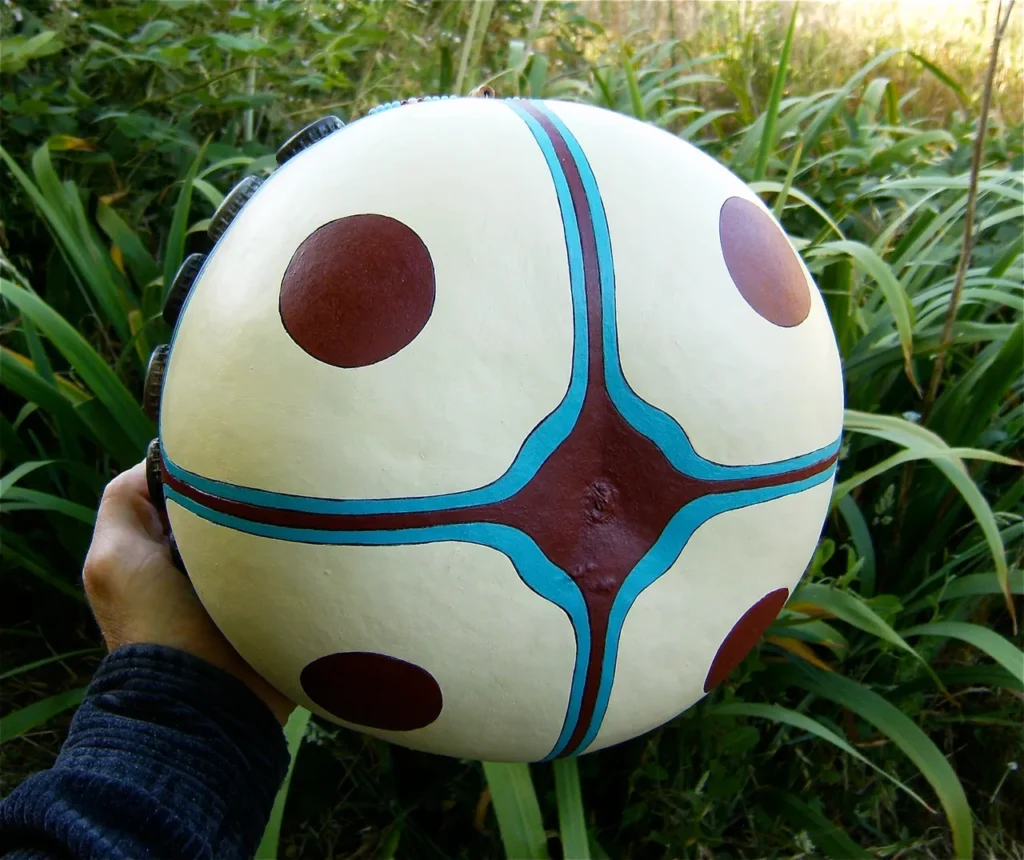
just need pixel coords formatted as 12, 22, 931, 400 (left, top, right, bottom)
83, 463, 293, 724
150, 98, 843, 762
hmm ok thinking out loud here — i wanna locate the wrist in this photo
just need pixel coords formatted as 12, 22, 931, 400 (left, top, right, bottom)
42, 644, 290, 859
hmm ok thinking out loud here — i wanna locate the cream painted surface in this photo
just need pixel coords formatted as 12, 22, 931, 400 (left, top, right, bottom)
546, 100, 844, 467
162, 98, 573, 499
586, 479, 833, 752
167, 501, 577, 762
162, 99, 847, 760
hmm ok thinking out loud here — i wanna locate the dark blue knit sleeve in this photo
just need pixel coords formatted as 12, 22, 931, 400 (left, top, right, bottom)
0, 644, 289, 860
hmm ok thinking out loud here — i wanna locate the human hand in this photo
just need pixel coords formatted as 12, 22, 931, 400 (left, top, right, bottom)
83, 460, 294, 724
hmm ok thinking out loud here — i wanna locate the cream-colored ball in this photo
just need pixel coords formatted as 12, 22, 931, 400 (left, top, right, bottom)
156, 98, 843, 762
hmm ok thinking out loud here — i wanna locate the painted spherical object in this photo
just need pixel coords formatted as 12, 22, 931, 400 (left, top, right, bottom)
153, 97, 843, 762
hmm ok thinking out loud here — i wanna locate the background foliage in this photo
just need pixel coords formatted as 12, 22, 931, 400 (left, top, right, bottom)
2, 1, 1022, 858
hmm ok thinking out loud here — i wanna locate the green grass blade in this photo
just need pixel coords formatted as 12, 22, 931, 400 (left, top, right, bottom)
771, 141, 803, 219
1, 526, 87, 603
994, 479, 1023, 514
857, 77, 892, 125
0, 460, 57, 496
1, 145, 132, 341
21, 316, 54, 383
453, 0, 490, 95
0, 279, 153, 453
1, 686, 87, 743
17, 315, 89, 462
192, 177, 225, 210
844, 410, 1013, 620
552, 758, 589, 860
927, 458, 1013, 623
256, 707, 310, 859
778, 91, 835, 141
30, 141, 73, 228
73, 398, 144, 468
62, 172, 134, 307
832, 446, 1020, 501
843, 410, 956, 451
809, 241, 917, 390
661, 72, 722, 91
761, 790, 870, 859
731, 112, 767, 174
619, 45, 645, 121
773, 615, 851, 656
0, 414, 31, 463
821, 257, 856, 357
895, 665, 1024, 696
379, 822, 403, 859
1, 346, 90, 404
711, 702, 928, 808
1, 487, 97, 523
792, 583, 940, 686
931, 321, 1023, 446
836, 496, 875, 595
868, 130, 955, 171
936, 571, 1024, 602
3, 344, 140, 466
749, 181, 844, 238
96, 201, 160, 289
901, 622, 1024, 680
4, 548, 85, 601
801, 49, 901, 155
679, 108, 733, 141
652, 104, 703, 129
784, 665, 973, 858
162, 141, 208, 298
197, 156, 256, 180
889, 193, 968, 275
907, 52, 968, 105
987, 233, 1023, 278
872, 189, 943, 257
482, 762, 550, 860
527, 53, 548, 99
0, 348, 86, 443
0, 648, 101, 681
753, 3, 797, 180
589, 65, 615, 108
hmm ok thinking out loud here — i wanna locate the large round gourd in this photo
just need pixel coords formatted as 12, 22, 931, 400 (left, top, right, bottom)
151, 97, 844, 762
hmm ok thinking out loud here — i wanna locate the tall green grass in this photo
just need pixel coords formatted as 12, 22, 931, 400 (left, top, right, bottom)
590, 0, 1024, 124
2, 2, 1021, 857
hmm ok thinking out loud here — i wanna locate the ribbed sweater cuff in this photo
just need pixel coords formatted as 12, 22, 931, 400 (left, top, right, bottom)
0, 644, 289, 860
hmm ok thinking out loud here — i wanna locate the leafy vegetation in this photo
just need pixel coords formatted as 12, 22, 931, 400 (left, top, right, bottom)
2, 1, 1021, 857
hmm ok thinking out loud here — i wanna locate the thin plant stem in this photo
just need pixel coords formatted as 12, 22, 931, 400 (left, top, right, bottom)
454, 1, 483, 96
467, 0, 496, 87
242, 1, 264, 144
921, 0, 1016, 419
892, 0, 1016, 571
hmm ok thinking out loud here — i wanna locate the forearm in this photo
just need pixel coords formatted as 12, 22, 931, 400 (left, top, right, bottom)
0, 645, 288, 860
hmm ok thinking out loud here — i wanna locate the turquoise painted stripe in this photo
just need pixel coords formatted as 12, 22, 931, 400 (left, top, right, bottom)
535, 105, 843, 479
163, 98, 845, 762
162, 103, 591, 519
164, 485, 590, 759
572, 462, 837, 754
532, 102, 842, 754
162, 103, 599, 760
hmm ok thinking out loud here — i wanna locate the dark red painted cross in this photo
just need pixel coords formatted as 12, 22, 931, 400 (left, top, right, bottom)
163, 100, 836, 757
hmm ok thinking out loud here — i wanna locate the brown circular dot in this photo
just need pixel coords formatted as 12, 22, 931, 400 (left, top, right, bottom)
300, 651, 443, 731
280, 214, 435, 367
703, 587, 789, 692
719, 197, 810, 327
